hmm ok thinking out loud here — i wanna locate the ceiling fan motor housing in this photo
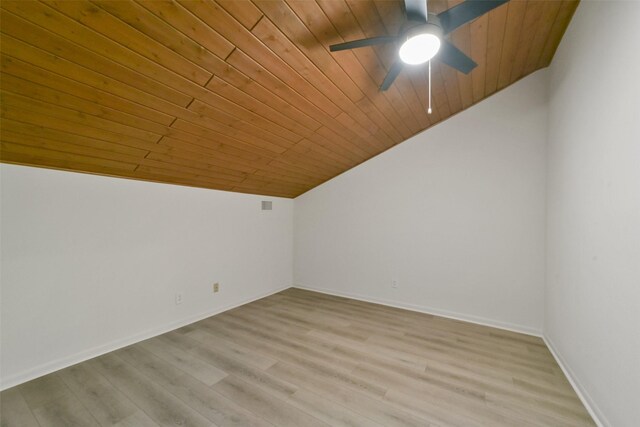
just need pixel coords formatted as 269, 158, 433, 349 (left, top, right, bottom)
398, 15, 444, 65
400, 14, 444, 41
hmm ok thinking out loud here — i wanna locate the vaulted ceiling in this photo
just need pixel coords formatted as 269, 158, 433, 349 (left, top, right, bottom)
0, 0, 578, 198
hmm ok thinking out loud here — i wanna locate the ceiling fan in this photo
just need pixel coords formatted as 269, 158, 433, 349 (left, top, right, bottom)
330, 0, 509, 91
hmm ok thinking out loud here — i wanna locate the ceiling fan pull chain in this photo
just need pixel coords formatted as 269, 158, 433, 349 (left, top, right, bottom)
428, 60, 433, 114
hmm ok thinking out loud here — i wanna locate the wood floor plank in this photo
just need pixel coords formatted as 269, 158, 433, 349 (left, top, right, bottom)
137, 338, 228, 386
89, 353, 213, 427
285, 388, 383, 427
266, 361, 432, 427
112, 411, 160, 427
16, 374, 74, 410
163, 332, 297, 399
211, 375, 328, 427
202, 315, 364, 377
114, 345, 273, 427
31, 393, 99, 427
384, 387, 508, 427
1, 288, 595, 426
168, 328, 278, 371
0, 388, 40, 427
58, 363, 139, 426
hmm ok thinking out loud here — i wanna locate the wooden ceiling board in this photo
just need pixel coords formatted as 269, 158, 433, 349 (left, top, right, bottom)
0, 0, 579, 198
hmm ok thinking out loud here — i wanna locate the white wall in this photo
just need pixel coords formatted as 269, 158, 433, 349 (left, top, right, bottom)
294, 71, 549, 334
545, 1, 640, 426
0, 164, 293, 389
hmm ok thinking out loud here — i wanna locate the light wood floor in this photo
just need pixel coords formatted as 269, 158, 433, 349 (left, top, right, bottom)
1, 288, 595, 427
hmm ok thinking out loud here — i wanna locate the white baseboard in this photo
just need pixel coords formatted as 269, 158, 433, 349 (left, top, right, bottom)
0, 285, 291, 391
543, 335, 609, 427
293, 285, 542, 337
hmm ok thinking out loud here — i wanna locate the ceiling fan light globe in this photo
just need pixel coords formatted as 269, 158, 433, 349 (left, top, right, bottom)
399, 33, 441, 65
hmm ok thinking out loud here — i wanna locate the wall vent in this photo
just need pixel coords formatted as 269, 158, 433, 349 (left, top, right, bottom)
261, 201, 272, 211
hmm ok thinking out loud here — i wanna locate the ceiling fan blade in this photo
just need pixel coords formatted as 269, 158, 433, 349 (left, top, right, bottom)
438, 0, 509, 35
438, 40, 477, 74
404, 0, 428, 22
380, 60, 404, 91
330, 36, 397, 52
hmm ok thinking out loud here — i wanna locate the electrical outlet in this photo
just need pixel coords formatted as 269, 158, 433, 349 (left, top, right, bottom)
392, 279, 398, 289
175, 292, 183, 305
213, 282, 219, 293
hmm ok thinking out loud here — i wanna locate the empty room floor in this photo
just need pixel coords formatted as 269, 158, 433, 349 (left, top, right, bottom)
0, 288, 595, 426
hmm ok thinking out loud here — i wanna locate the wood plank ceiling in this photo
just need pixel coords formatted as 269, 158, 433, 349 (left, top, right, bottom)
0, 0, 579, 198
